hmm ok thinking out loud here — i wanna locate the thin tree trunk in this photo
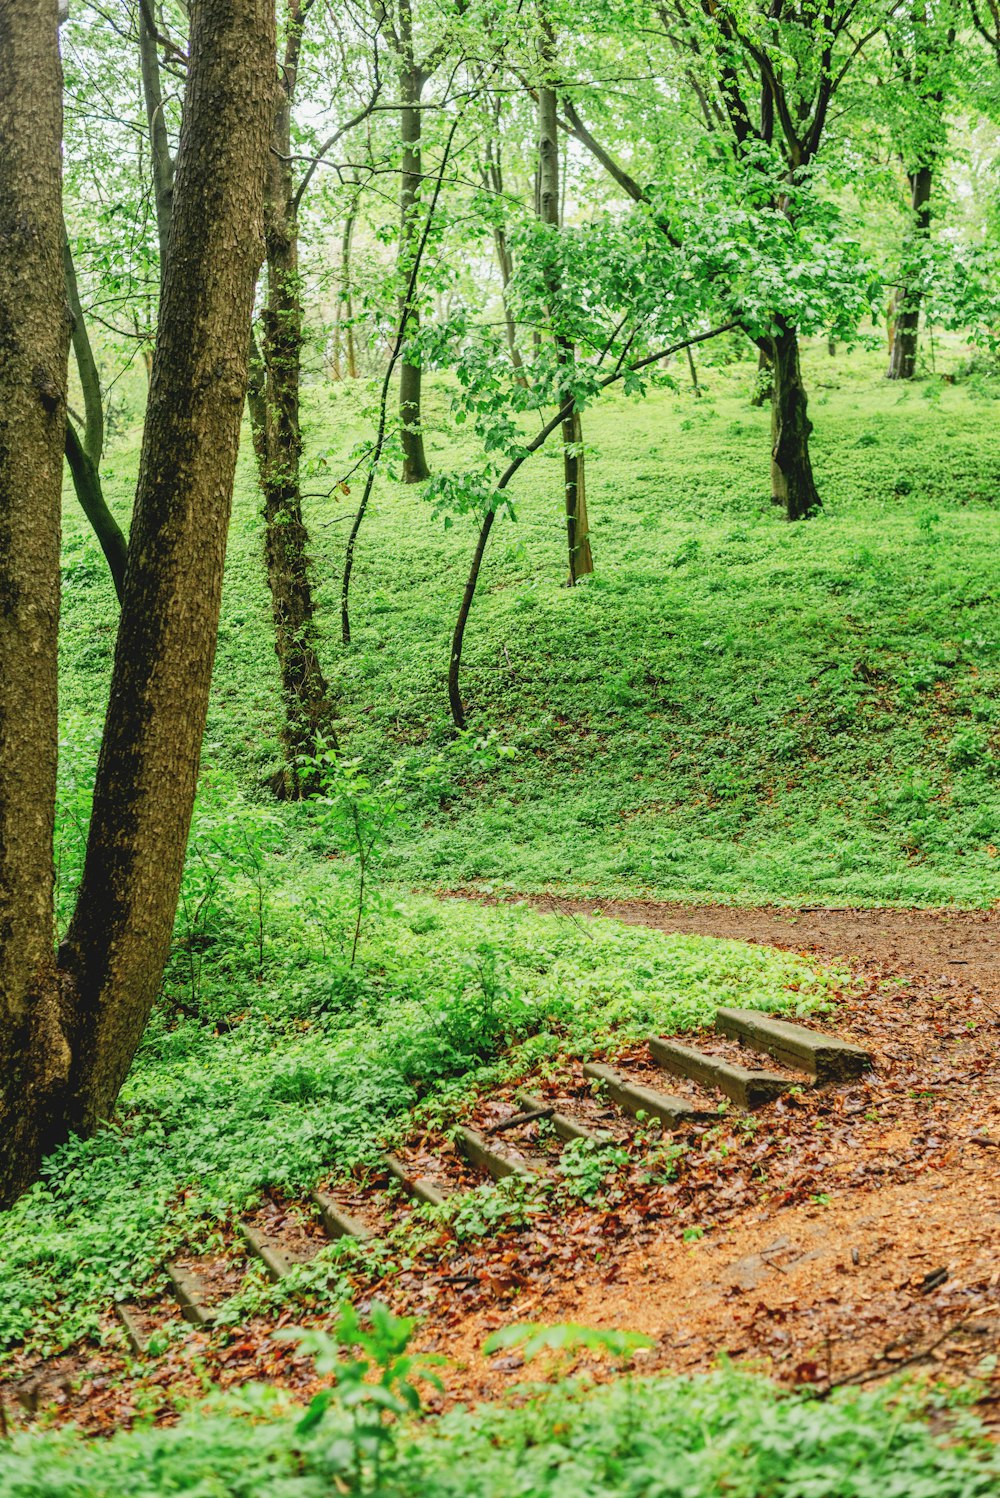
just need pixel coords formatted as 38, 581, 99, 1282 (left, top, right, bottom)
55, 0, 274, 1147
539, 77, 592, 582
64, 423, 127, 601
341, 204, 358, 378
887, 165, 932, 381
63, 226, 128, 599
138, 0, 175, 276
249, 0, 337, 794
397, 4, 430, 484
768, 320, 821, 520
0, 0, 73, 1208
484, 132, 526, 384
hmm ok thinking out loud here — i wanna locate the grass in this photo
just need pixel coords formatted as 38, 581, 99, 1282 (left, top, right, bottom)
2, 1364, 998, 1496
60, 336, 1000, 907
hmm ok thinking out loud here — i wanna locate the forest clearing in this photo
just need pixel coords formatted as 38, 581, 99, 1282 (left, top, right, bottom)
3, 0, 1000, 1492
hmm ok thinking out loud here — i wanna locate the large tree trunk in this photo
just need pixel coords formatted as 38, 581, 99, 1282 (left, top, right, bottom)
0, 0, 74, 1209
249, 2, 337, 795
51, 0, 274, 1160
768, 320, 821, 520
538, 77, 593, 582
397, 14, 430, 485
887, 165, 932, 382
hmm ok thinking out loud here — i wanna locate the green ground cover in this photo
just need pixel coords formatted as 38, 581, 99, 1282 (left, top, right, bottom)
3, 1363, 998, 1496
62, 339, 1000, 907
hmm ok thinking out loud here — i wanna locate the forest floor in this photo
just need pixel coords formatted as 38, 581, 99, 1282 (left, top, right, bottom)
11, 898, 1000, 1438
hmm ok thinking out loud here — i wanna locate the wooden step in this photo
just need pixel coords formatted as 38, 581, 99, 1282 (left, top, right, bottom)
514, 1090, 610, 1144
715, 1007, 873, 1082
649, 1036, 793, 1108
311, 1190, 373, 1241
115, 1303, 149, 1357
383, 1153, 450, 1208
583, 1063, 701, 1128
239, 1221, 292, 1282
456, 1126, 533, 1181
165, 1263, 215, 1327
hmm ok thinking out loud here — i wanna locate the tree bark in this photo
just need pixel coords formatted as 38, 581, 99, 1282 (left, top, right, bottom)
886, 165, 932, 382
768, 320, 821, 520
538, 77, 592, 582
397, 2, 430, 484
249, 0, 337, 795
0, 0, 73, 1208
54, 0, 274, 1151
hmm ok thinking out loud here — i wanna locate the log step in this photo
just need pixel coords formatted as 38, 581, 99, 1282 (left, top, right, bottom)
514, 1090, 610, 1144
456, 1126, 533, 1181
715, 1007, 873, 1082
311, 1190, 373, 1241
383, 1153, 450, 1208
239, 1221, 293, 1282
649, 1036, 794, 1109
583, 1063, 702, 1128
164, 1263, 215, 1327
115, 1303, 149, 1357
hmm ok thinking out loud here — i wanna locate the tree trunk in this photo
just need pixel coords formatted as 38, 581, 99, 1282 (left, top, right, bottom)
0, 0, 74, 1208
64, 422, 127, 601
249, 2, 337, 795
539, 77, 593, 582
768, 321, 821, 520
397, 14, 430, 484
341, 204, 358, 378
54, 0, 274, 1152
484, 132, 526, 384
138, 0, 175, 276
887, 165, 932, 382
63, 226, 128, 600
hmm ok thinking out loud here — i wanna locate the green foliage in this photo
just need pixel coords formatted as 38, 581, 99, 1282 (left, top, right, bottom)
2, 1365, 999, 1497
278, 1303, 444, 1493
553, 1137, 630, 1203
482, 1320, 654, 1362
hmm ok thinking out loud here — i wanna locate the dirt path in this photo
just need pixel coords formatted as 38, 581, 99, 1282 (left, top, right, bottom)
448, 890, 1000, 999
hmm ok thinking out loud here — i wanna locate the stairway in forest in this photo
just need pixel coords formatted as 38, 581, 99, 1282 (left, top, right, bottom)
114, 1009, 873, 1354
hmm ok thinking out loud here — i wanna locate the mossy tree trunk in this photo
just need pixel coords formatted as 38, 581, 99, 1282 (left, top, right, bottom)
248, 0, 337, 794
538, 72, 593, 582
397, 20, 431, 484
0, 0, 275, 1208
768, 320, 821, 520
887, 166, 932, 382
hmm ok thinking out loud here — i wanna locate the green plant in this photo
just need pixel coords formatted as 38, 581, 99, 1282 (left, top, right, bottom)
277, 1303, 443, 1494
555, 1137, 629, 1203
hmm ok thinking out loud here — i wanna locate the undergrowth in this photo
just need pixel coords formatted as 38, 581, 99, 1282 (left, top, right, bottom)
0, 752, 838, 1362
1, 1361, 997, 1497
60, 337, 1000, 906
